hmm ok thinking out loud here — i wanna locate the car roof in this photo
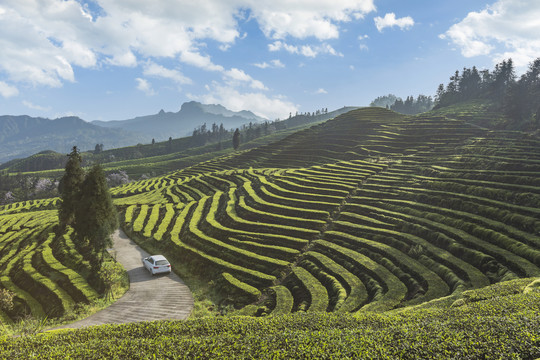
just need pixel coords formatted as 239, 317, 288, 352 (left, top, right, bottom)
149, 255, 167, 261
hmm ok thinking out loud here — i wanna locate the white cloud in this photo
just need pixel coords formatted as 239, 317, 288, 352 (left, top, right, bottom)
253, 59, 285, 69
135, 78, 155, 96
106, 52, 137, 67
250, 0, 376, 40
0, 0, 376, 90
0, 81, 18, 98
191, 82, 298, 120
441, 0, 540, 66
223, 68, 267, 90
219, 44, 231, 51
179, 51, 224, 72
22, 100, 51, 112
374, 13, 415, 32
143, 62, 192, 85
271, 59, 285, 68
268, 41, 343, 57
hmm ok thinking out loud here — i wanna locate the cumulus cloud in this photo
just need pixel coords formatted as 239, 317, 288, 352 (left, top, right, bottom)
440, 0, 540, 66
0, 0, 376, 89
374, 13, 415, 32
135, 78, 155, 96
253, 59, 285, 69
179, 51, 224, 72
143, 62, 192, 85
223, 68, 267, 90
251, 0, 376, 40
0, 81, 18, 98
192, 82, 297, 120
269, 41, 343, 57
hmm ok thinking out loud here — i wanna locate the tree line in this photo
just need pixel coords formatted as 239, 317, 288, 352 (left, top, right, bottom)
435, 58, 540, 126
192, 108, 332, 151
0, 172, 58, 204
370, 94, 434, 115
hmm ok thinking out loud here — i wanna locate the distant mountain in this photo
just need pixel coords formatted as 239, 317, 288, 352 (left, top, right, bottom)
0, 115, 144, 164
92, 101, 267, 141
0, 102, 267, 164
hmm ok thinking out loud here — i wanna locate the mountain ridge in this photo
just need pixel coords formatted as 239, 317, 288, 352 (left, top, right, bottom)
0, 101, 267, 164
91, 101, 266, 140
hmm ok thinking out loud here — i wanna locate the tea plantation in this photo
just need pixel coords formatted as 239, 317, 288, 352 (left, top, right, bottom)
1, 279, 539, 358
115, 107, 540, 315
1, 106, 539, 357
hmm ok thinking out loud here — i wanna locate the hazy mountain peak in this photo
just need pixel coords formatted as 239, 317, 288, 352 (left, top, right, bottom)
180, 101, 265, 121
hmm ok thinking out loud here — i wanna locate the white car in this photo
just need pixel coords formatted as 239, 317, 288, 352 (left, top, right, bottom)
142, 255, 172, 275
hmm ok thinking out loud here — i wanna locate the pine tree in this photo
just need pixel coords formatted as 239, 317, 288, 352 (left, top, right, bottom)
58, 146, 85, 230
233, 128, 241, 150
74, 164, 118, 267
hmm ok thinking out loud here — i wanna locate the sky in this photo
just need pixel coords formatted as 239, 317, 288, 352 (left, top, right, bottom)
0, 0, 539, 121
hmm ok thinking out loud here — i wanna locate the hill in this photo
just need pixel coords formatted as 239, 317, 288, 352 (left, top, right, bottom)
92, 101, 267, 141
0, 105, 539, 357
111, 106, 540, 314
0, 115, 144, 164
0, 102, 271, 165
0, 106, 355, 178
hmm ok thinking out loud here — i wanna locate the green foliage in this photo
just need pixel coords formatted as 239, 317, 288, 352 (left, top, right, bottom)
98, 260, 127, 301
219, 272, 261, 305
58, 146, 84, 229
0, 288, 15, 311
268, 285, 294, 315
232, 128, 240, 150
1, 281, 539, 358
73, 164, 118, 266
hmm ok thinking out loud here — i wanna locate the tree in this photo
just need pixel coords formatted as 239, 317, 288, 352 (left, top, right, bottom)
58, 146, 85, 230
74, 164, 118, 267
370, 94, 397, 108
435, 84, 445, 104
503, 57, 540, 123
233, 128, 241, 150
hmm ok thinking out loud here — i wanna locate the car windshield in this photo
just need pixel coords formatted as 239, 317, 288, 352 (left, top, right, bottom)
156, 260, 169, 266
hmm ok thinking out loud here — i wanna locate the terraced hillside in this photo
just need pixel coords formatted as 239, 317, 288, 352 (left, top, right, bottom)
1, 107, 538, 319
113, 107, 540, 314
0, 198, 100, 323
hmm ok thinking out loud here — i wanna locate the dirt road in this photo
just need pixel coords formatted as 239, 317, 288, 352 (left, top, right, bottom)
55, 229, 193, 328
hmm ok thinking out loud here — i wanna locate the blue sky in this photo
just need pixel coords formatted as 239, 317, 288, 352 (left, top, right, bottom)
1, 0, 539, 121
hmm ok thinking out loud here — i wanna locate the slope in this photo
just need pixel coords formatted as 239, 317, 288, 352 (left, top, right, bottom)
112, 106, 540, 315
2, 105, 539, 323
0, 115, 144, 164
92, 101, 266, 141
1, 106, 355, 177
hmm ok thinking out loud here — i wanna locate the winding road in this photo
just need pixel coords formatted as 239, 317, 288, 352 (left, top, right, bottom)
55, 229, 194, 329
